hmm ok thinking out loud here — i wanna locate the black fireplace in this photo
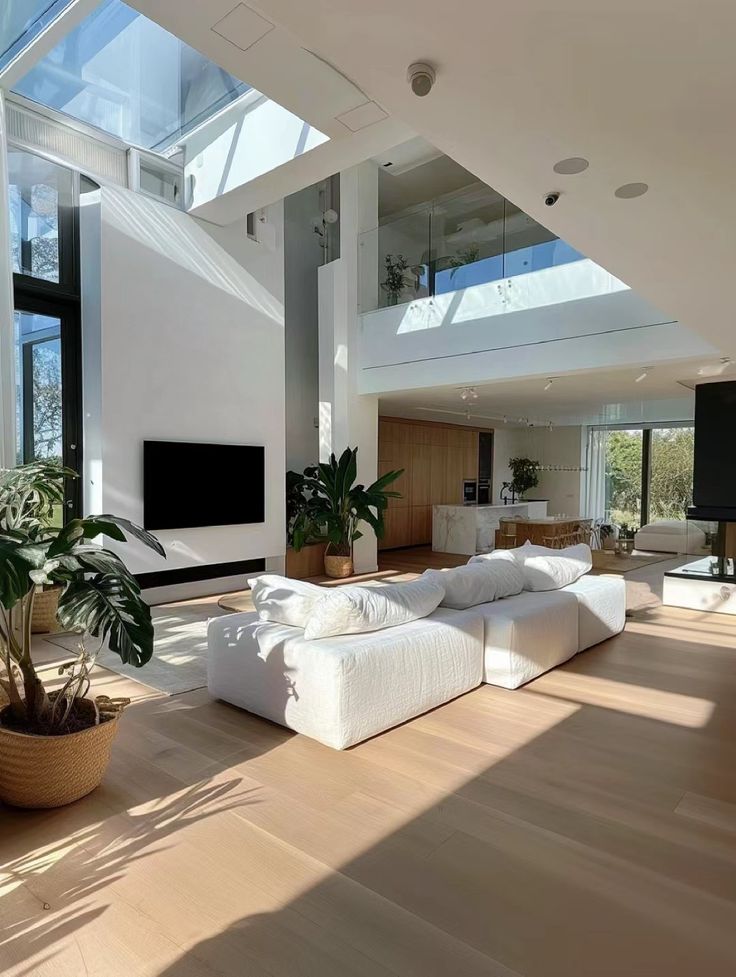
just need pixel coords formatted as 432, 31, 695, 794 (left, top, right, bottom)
673, 379, 736, 582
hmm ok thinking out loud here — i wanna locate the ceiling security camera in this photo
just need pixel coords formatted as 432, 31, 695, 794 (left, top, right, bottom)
407, 62, 436, 97
544, 191, 561, 206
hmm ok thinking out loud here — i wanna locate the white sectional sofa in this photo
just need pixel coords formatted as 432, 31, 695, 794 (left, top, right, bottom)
208, 608, 483, 750
208, 545, 626, 750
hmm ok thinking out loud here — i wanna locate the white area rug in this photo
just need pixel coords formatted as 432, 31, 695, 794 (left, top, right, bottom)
46, 601, 230, 695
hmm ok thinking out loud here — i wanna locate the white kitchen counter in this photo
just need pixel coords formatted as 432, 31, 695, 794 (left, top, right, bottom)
432, 501, 549, 555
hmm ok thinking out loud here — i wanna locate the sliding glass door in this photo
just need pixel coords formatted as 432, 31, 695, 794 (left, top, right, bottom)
591, 424, 694, 528
649, 426, 695, 521
8, 148, 81, 519
603, 428, 644, 530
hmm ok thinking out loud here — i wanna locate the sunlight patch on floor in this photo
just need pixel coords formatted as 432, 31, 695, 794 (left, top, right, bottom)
534, 672, 715, 727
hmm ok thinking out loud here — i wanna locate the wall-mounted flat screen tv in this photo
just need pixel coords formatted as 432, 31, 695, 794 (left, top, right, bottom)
143, 440, 265, 531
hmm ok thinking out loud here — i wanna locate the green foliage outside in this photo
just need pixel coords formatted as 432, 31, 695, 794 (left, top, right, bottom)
605, 428, 694, 528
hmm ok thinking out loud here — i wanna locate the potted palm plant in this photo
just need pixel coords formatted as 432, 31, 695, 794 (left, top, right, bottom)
290, 448, 403, 578
0, 461, 164, 809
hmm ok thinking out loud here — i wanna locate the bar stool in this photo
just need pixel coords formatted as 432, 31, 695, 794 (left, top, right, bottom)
497, 520, 518, 548
541, 533, 564, 549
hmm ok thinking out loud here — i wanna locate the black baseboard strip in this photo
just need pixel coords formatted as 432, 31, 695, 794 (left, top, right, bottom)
136, 559, 266, 590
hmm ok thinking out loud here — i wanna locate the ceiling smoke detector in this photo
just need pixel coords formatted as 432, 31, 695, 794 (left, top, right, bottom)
407, 62, 436, 97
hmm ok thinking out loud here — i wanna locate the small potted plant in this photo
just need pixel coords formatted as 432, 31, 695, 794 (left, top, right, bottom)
290, 448, 403, 578
616, 523, 636, 556
380, 253, 410, 306
448, 244, 480, 279
0, 461, 164, 809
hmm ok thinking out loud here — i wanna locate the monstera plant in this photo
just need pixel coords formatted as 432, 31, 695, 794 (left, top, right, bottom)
0, 461, 164, 808
289, 447, 403, 577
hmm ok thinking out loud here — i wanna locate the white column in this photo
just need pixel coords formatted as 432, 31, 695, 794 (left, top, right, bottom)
0, 92, 16, 468
318, 161, 380, 573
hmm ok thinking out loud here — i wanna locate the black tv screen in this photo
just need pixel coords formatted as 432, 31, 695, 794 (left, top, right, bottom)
143, 440, 265, 531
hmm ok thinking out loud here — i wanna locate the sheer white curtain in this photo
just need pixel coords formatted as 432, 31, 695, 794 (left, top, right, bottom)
583, 427, 607, 519
0, 91, 16, 469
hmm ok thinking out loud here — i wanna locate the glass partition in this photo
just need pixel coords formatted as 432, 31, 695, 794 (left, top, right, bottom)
503, 201, 583, 276
361, 183, 585, 313
433, 185, 505, 295
376, 210, 431, 308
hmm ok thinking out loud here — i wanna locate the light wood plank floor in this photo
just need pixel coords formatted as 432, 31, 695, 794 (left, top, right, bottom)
3, 558, 736, 975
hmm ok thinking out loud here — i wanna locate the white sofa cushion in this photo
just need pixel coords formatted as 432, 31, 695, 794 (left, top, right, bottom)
563, 575, 626, 650
472, 589, 580, 688
466, 550, 525, 598
303, 577, 445, 640
207, 608, 483, 749
249, 574, 325, 628
510, 542, 592, 592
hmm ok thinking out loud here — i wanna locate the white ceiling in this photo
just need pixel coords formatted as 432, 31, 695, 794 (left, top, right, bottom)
180, 0, 736, 357
379, 358, 736, 427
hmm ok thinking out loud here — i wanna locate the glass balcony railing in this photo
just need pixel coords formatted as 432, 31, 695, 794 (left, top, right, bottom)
359, 183, 585, 313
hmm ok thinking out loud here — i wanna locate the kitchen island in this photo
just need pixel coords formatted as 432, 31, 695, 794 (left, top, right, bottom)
432, 501, 549, 556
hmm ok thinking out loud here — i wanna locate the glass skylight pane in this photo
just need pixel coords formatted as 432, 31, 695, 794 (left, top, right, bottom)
12, 0, 250, 151
1, 0, 74, 72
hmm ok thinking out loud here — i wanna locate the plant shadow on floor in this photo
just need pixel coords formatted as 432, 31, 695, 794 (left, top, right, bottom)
5, 614, 736, 976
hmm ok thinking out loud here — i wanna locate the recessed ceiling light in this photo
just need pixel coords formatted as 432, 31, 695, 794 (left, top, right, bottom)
615, 182, 649, 199
553, 157, 589, 175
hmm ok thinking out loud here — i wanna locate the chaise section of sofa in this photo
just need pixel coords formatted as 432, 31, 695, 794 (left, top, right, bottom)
208, 607, 484, 749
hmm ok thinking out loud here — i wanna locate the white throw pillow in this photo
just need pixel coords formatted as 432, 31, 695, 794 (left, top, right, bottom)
304, 577, 445, 640
467, 550, 525, 599
424, 560, 519, 608
249, 574, 326, 628
509, 542, 592, 592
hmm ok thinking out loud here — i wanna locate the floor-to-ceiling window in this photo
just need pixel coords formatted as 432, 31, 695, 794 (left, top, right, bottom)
8, 147, 81, 520
586, 422, 694, 528
603, 428, 644, 530
649, 426, 695, 521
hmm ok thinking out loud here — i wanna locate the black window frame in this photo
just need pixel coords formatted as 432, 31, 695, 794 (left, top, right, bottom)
10, 147, 83, 521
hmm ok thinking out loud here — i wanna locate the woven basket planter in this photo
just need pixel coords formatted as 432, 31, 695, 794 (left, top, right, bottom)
324, 554, 354, 579
0, 703, 122, 809
31, 585, 63, 634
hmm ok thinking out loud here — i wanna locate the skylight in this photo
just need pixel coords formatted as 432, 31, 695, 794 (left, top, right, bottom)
1, 0, 75, 73
12, 0, 251, 152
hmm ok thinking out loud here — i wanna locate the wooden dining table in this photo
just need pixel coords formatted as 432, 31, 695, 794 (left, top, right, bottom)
494, 516, 585, 549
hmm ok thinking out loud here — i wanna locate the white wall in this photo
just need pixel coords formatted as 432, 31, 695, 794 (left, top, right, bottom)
492, 425, 585, 515
81, 185, 285, 578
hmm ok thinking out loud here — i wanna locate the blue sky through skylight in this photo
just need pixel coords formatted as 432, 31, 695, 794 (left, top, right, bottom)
1, 0, 74, 73
12, 0, 251, 152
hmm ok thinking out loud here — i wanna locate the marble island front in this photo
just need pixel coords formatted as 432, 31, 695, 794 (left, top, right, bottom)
432, 502, 549, 556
